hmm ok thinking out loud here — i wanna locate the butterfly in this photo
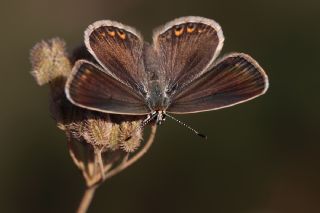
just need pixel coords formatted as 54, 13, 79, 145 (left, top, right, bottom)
65, 16, 269, 137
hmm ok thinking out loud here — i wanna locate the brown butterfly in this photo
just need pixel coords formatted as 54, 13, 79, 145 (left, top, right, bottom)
65, 16, 269, 137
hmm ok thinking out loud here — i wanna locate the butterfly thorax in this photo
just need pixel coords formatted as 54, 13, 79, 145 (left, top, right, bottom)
143, 43, 170, 112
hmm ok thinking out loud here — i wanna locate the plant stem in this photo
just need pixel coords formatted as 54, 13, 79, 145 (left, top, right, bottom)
104, 124, 157, 180
76, 185, 97, 213
95, 149, 105, 180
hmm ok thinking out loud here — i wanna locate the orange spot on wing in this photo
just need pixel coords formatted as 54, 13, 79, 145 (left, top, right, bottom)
187, 27, 195, 33
174, 27, 184, 36
117, 30, 126, 40
108, 30, 116, 37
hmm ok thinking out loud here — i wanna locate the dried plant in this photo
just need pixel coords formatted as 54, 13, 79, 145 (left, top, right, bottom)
30, 38, 157, 213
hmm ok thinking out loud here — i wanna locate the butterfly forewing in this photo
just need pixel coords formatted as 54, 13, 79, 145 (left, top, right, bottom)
85, 21, 147, 93
167, 53, 269, 113
152, 16, 224, 94
65, 60, 149, 115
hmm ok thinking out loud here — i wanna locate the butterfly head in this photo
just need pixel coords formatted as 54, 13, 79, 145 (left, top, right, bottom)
142, 110, 167, 127
155, 111, 166, 125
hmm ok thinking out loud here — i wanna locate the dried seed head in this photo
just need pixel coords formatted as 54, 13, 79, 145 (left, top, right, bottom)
30, 38, 71, 85
63, 113, 144, 153
82, 115, 113, 147
65, 121, 86, 140
107, 124, 121, 151
119, 120, 142, 153
120, 134, 142, 153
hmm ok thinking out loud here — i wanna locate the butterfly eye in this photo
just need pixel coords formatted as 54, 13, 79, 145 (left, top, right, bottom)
174, 25, 184, 36
117, 30, 126, 40
187, 23, 195, 33
107, 28, 116, 37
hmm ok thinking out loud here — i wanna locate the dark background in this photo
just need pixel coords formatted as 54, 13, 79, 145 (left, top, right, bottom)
1, 0, 320, 212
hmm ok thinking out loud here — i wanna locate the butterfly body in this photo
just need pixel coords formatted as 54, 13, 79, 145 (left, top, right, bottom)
146, 81, 169, 110
65, 16, 269, 128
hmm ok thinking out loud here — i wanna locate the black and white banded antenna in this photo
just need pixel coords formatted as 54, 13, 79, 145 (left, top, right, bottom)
165, 113, 207, 139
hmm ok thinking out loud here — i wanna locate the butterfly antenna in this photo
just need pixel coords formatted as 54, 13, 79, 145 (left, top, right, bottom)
165, 113, 207, 139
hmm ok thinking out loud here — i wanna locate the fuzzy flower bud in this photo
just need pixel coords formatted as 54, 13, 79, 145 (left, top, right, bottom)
30, 38, 71, 85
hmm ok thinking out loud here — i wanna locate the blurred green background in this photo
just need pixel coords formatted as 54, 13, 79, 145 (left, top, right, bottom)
1, 0, 320, 212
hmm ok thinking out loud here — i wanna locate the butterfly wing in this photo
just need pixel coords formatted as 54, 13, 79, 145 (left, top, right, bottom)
152, 16, 224, 94
85, 20, 147, 94
167, 53, 269, 113
65, 60, 149, 115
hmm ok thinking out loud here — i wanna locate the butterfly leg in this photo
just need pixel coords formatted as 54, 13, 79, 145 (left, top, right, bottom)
156, 111, 166, 125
